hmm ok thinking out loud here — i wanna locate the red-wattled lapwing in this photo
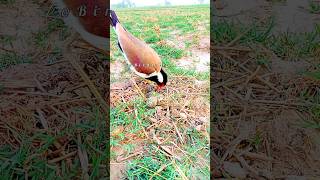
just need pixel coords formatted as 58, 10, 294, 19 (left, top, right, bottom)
109, 10, 168, 91
53, 0, 109, 53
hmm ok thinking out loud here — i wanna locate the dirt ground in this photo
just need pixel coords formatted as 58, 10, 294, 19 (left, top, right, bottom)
213, 0, 320, 33
212, 0, 320, 179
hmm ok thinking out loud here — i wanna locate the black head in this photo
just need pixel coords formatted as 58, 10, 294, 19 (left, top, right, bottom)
146, 68, 168, 87
160, 68, 168, 86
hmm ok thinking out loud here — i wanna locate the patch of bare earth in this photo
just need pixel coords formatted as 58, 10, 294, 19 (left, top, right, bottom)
167, 32, 210, 73
0, 0, 46, 55
213, 0, 319, 33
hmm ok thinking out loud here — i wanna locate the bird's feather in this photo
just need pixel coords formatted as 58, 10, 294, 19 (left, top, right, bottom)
116, 23, 161, 75
53, 0, 110, 51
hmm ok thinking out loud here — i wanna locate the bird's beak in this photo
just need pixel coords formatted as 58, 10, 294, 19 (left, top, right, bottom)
156, 84, 165, 92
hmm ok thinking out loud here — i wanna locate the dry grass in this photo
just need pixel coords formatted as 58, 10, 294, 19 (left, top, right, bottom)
211, 17, 320, 178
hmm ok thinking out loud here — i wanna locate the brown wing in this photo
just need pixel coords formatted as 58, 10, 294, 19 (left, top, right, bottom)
116, 24, 161, 75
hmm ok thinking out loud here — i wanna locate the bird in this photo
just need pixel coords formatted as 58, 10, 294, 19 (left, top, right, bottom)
109, 10, 168, 91
53, 0, 110, 53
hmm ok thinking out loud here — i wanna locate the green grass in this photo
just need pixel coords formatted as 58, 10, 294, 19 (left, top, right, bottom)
0, 0, 15, 5
119, 115, 209, 179
126, 149, 177, 179
110, 97, 209, 179
299, 87, 320, 129
309, 0, 320, 14
111, 98, 154, 136
34, 19, 68, 48
0, 35, 15, 45
212, 19, 320, 61
46, 47, 62, 65
304, 71, 320, 80
0, 52, 31, 71
268, 31, 320, 60
211, 18, 275, 45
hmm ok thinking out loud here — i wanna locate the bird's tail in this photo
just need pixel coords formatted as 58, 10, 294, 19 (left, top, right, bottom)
109, 10, 119, 27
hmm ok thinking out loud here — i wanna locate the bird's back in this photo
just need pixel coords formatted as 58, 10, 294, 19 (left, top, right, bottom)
116, 24, 161, 74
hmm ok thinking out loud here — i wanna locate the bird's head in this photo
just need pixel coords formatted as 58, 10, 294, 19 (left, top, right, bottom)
156, 82, 166, 91
147, 68, 168, 91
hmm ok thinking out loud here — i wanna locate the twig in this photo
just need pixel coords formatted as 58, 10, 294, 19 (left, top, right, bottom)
245, 65, 261, 85
44, 60, 67, 66
134, 109, 149, 139
250, 100, 313, 107
234, 153, 262, 179
149, 163, 172, 180
116, 151, 143, 162
51, 97, 94, 106
212, 74, 248, 88
223, 86, 244, 101
48, 151, 77, 164
172, 160, 188, 180
0, 46, 16, 53
77, 132, 89, 180
130, 78, 146, 100
172, 120, 184, 144
219, 134, 248, 166
256, 76, 281, 93
62, 33, 108, 115
219, 51, 281, 93
212, 46, 251, 51
1, 80, 37, 89
241, 151, 274, 162
212, 68, 244, 75
34, 76, 46, 92
67, 54, 108, 114
49, 105, 68, 120
36, 108, 48, 129
5, 90, 62, 98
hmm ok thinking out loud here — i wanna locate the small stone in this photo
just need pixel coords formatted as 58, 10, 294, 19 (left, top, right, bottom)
195, 80, 206, 88
149, 117, 157, 123
147, 96, 158, 108
199, 117, 208, 123
172, 109, 180, 117
155, 106, 162, 112
195, 125, 202, 131
157, 94, 165, 102
180, 113, 187, 119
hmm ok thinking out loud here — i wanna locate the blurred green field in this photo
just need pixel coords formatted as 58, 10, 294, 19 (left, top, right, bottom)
110, 5, 210, 180
110, 5, 210, 82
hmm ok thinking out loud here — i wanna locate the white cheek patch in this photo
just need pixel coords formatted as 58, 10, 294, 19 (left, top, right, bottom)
157, 73, 163, 83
